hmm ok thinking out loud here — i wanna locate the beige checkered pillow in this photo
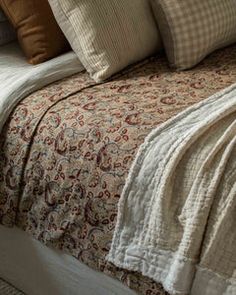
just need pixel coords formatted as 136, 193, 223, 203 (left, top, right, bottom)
151, 0, 236, 70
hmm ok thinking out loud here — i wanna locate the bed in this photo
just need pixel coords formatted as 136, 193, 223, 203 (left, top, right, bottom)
0, 39, 235, 294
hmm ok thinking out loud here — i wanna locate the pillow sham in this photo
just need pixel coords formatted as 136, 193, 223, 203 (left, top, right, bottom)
151, 0, 236, 70
48, 0, 162, 82
0, 0, 69, 64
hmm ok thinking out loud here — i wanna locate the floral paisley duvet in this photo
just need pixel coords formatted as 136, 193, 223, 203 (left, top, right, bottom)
0, 45, 236, 295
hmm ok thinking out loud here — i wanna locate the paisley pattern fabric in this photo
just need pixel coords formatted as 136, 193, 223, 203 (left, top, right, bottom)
0, 45, 236, 295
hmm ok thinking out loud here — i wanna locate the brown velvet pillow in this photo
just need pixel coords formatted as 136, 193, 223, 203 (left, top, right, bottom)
0, 0, 69, 64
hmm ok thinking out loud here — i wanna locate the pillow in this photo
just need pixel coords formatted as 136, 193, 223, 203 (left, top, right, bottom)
0, 9, 15, 46
48, 0, 162, 82
0, 8, 6, 21
151, 0, 236, 70
0, 0, 69, 64
0, 21, 16, 46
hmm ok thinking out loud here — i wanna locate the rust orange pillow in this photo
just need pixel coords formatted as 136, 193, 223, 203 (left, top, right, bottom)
0, 0, 69, 64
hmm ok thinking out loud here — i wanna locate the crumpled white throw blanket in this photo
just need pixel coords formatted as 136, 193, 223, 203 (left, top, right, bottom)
0, 42, 84, 132
107, 84, 236, 295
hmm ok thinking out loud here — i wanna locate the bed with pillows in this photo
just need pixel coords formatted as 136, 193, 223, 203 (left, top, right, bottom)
0, 1, 235, 295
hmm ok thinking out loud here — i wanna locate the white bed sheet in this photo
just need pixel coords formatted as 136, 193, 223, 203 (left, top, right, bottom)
0, 226, 136, 295
0, 42, 84, 132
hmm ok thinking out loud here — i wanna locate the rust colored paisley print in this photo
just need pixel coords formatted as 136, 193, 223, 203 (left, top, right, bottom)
0, 45, 236, 295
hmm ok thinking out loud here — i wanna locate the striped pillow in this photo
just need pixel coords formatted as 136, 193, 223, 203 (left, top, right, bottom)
151, 0, 236, 70
48, 0, 162, 82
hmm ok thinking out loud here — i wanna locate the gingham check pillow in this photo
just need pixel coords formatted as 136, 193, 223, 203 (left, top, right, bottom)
151, 0, 236, 70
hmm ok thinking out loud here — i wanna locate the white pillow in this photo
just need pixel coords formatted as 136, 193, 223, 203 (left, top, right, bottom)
48, 0, 162, 82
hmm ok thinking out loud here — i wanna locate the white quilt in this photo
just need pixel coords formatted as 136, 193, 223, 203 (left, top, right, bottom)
108, 84, 236, 295
0, 42, 84, 132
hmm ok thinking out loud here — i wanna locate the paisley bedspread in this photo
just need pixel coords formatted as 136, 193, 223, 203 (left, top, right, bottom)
0, 45, 236, 295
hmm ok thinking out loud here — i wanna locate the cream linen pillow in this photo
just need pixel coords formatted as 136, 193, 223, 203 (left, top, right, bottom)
48, 0, 162, 82
151, 0, 236, 70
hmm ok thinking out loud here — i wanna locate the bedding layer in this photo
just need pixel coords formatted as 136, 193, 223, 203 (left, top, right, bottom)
0, 226, 136, 295
0, 45, 236, 295
108, 83, 236, 295
0, 42, 84, 132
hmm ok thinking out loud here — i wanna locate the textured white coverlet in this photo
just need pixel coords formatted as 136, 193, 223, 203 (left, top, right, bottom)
0, 42, 84, 132
108, 84, 236, 295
